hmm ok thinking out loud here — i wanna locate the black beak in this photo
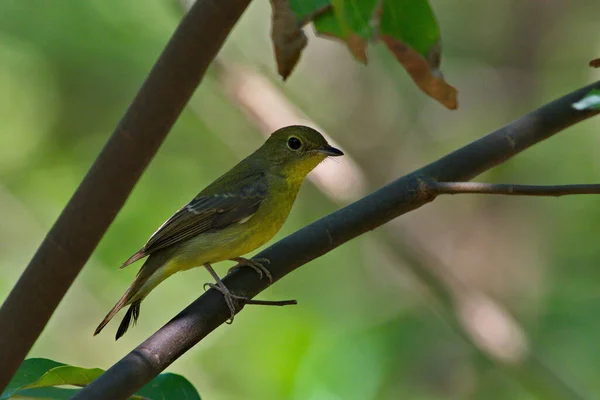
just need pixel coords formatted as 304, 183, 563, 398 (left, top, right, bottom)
317, 145, 344, 157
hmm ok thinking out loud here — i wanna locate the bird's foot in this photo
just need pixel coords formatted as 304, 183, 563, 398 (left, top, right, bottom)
229, 257, 272, 283
203, 282, 249, 324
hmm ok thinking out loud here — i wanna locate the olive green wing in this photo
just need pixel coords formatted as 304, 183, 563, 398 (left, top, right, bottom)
120, 173, 267, 268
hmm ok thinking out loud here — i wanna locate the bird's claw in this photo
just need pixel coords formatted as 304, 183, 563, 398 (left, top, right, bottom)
204, 282, 249, 323
229, 257, 273, 283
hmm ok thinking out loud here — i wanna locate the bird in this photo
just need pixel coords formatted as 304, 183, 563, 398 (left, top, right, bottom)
94, 125, 344, 340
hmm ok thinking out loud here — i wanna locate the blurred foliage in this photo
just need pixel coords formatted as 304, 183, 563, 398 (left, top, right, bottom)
2, 358, 200, 399
0, 0, 599, 399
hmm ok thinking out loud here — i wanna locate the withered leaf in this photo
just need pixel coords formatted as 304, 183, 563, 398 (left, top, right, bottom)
381, 36, 457, 109
270, 0, 308, 80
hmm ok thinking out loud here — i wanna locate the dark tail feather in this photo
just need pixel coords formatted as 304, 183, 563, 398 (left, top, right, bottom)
115, 301, 141, 340
94, 288, 134, 337
96, 254, 155, 339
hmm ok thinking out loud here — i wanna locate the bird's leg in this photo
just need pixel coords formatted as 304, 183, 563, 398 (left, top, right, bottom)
203, 263, 248, 324
228, 257, 272, 283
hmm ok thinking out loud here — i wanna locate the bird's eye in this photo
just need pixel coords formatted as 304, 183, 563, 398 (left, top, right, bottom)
287, 136, 302, 150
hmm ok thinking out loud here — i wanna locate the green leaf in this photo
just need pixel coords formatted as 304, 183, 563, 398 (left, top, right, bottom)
21, 366, 104, 390
289, 0, 440, 54
12, 387, 81, 400
1, 359, 65, 399
282, 0, 457, 109
378, 0, 439, 56
290, 0, 369, 61
2, 358, 201, 400
572, 89, 600, 111
136, 373, 201, 400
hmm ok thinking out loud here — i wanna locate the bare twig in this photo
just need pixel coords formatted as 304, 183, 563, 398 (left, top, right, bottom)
74, 82, 600, 400
0, 0, 252, 392
244, 299, 297, 306
426, 181, 600, 197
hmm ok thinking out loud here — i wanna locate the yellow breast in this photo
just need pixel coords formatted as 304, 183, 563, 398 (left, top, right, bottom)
176, 176, 301, 268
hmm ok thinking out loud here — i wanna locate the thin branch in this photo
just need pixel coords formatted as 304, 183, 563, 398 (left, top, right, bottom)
244, 299, 297, 306
0, 0, 252, 392
427, 181, 600, 197
74, 82, 600, 400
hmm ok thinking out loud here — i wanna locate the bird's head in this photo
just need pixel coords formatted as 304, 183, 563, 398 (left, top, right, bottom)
258, 125, 344, 180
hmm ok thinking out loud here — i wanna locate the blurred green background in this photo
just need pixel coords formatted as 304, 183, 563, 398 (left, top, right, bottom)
1, 0, 600, 399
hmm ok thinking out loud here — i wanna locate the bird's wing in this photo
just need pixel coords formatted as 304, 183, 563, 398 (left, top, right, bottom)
120, 173, 268, 268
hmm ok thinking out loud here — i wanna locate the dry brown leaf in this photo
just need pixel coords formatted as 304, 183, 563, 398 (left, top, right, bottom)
270, 0, 308, 80
381, 35, 457, 109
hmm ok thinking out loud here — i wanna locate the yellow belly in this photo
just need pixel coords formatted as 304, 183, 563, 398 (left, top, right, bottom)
175, 184, 296, 269
177, 221, 278, 267
133, 177, 300, 301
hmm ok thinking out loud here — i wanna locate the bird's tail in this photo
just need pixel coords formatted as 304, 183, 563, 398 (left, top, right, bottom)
93, 287, 136, 338
115, 301, 141, 340
94, 251, 179, 339
93, 262, 150, 339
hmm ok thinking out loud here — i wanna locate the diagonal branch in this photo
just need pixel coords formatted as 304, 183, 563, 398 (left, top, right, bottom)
209, 59, 586, 396
193, 51, 587, 396
426, 181, 600, 196
74, 81, 600, 400
0, 0, 252, 392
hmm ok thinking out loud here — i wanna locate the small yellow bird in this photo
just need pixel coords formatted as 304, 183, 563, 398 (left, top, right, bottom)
94, 125, 343, 340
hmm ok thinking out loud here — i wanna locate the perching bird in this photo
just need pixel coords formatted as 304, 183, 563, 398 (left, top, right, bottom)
94, 125, 343, 340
